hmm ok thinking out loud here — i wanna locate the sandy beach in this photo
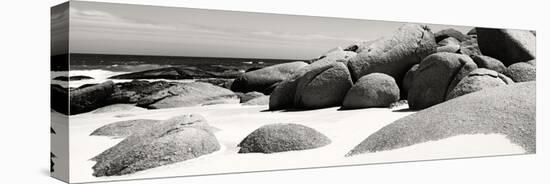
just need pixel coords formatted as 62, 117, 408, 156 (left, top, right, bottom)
67, 103, 524, 183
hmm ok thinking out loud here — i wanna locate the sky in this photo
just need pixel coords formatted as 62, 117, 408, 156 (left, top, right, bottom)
55, 1, 472, 60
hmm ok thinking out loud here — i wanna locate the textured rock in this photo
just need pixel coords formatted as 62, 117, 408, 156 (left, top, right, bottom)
476, 28, 536, 66
90, 119, 161, 137
231, 61, 308, 94
106, 80, 173, 104
92, 114, 220, 176
347, 82, 535, 156
459, 38, 481, 56
402, 64, 419, 96
471, 55, 507, 73
436, 44, 460, 53
312, 47, 357, 64
504, 62, 536, 82
407, 53, 477, 110
342, 73, 400, 109
137, 82, 238, 109
446, 68, 513, 99
347, 24, 437, 81
294, 62, 353, 109
238, 123, 331, 153
435, 28, 471, 42
92, 104, 147, 114
69, 81, 115, 115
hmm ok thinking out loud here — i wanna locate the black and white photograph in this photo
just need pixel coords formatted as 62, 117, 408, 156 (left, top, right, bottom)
46, 0, 539, 183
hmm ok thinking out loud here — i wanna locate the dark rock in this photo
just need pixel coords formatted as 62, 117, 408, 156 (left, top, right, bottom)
476, 28, 536, 66
90, 119, 161, 137
51, 84, 69, 114
69, 81, 115, 115
471, 55, 506, 73
446, 68, 513, 99
467, 28, 476, 35
242, 95, 270, 106
92, 104, 147, 114
109, 66, 241, 80
458, 38, 481, 56
342, 73, 400, 109
402, 64, 419, 97
347, 24, 437, 82
294, 62, 353, 109
347, 82, 535, 156
92, 114, 220, 176
237, 91, 265, 103
435, 28, 471, 42
53, 75, 94, 81
238, 123, 331, 153
407, 53, 477, 110
231, 61, 308, 94
138, 82, 238, 109
504, 62, 536, 82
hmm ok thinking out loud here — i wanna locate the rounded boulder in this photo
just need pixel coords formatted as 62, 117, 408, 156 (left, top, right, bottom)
446, 68, 514, 99
342, 73, 400, 109
504, 62, 536, 82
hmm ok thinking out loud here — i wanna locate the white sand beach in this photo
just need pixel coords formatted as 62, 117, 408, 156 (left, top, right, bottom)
67, 103, 525, 183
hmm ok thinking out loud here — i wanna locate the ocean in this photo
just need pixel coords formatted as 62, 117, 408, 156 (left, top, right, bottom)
52, 53, 300, 88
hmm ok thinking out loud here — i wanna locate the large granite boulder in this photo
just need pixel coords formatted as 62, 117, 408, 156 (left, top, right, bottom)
407, 53, 477, 110
342, 73, 400, 109
471, 55, 506, 73
137, 82, 238, 109
401, 64, 419, 97
476, 28, 536, 66
347, 82, 535, 156
231, 61, 308, 94
90, 119, 161, 137
69, 81, 115, 115
504, 62, 536, 82
446, 68, 514, 99
294, 62, 353, 109
92, 114, 220, 176
347, 24, 437, 81
238, 123, 331, 153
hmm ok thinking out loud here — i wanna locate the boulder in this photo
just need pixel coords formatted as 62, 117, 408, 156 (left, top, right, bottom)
51, 84, 69, 115
435, 28, 471, 42
92, 114, 220, 176
437, 37, 460, 46
504, 62, 536, 82
238, 123, 331, 153
230, 61, 308, 94
347, 24, 437, 81
312, 47, 357, 63
436, 45, 460, 53
467, 28, 476, 36
137, 82, 238, 109
91, 104, 147, 114
106, 80, 173, 104
446, 68, 514, 99
294, 62, 353, 109
237, 91, 265, 103
342, 73, 400, 109
69, 81, 115, 115
407, 53, 477, 110
243, 95, 270, 106
471, 55, 506, 73
53, 75, 93, 81
347, 82, 535, 156
90, 119, 161, 137
268, 76, 301, 110
476, 28, 536, 66
402, 64, 419, 97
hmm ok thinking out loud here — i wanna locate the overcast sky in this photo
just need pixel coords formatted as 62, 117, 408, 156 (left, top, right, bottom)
62, 1, 472, 60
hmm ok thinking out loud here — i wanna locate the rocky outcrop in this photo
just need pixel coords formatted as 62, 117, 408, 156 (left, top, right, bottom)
504, 62, 536, 82
238, 123, 331, 153
69, 81, 115, 115
137, 82, 238, 109
347, 24, 437, 81
446, 68, 513, 99
92, 114, 220, 176
347, 82, 535, 156
342, 73, 400, 109
407, 53, 477, 110
476, 28, 536, 66
230, 61, 308, 94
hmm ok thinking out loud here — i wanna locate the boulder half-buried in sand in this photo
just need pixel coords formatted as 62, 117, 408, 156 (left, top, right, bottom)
238, 123, 331, 153
347, 81, 535, 156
